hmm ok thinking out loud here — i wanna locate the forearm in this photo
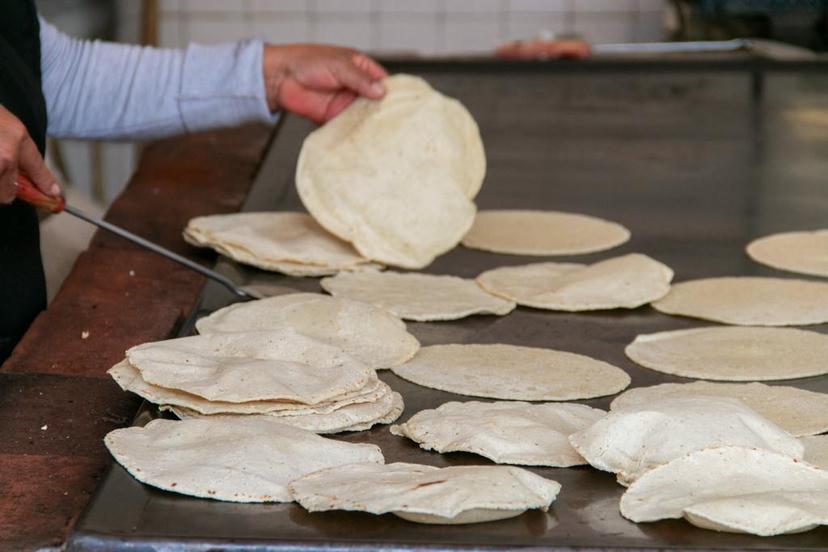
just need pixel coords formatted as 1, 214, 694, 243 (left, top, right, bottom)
40, 18, 275, 141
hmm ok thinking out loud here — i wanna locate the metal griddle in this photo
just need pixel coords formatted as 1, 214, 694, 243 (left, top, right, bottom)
68, 63, 828, 551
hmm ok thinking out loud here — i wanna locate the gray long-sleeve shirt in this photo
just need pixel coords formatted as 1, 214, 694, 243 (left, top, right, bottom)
40, 18, 276, 141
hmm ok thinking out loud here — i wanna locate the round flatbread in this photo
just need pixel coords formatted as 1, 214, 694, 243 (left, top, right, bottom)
296, 74, 483, 269
476, 253, 673, 311
392, 344, 630, 401
802, 435, 828, 469
105, 417, 384, 503
320, 272, 515, 322
625, 326, 828, 381
288, 462, 560, 524
391, 401, 604, 467
461, 210, 630, 256
109, 359, 384, 416
620, 446, 828, 536
126, 331, 374, 404
611, 381, 828, 437
570, 396, 803, 486
651, 277, 828, 326
184, 212, 374, 275
165, 386, 404, 435
196, 293, 420, 370
747, 229, 828, 278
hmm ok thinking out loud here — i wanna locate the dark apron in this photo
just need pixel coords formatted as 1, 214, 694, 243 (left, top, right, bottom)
0, 0, 48, 364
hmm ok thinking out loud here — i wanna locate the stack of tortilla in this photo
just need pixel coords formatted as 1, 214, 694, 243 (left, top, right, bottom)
109, 329, 404, 434
184, 212, 378, 277
194, 293, 421, 370
296, 74, 485, 269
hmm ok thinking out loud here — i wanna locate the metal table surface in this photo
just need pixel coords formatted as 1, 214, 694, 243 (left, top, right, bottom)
68, 65, 828, 551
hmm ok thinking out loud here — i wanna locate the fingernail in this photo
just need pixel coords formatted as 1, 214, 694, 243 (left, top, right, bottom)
50, 183, 60, 196
370, 82, 385, 96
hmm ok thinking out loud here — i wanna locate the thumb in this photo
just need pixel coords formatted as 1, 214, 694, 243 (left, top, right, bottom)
332, 57, 385, 100
18, 133, 60, 197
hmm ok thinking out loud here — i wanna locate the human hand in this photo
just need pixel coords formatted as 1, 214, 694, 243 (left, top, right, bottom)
263, 44, 387, 124
496, 39, 591, 60
0, 105, 59, 205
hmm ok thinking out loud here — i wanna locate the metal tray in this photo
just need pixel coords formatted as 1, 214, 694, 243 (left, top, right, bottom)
68, 67, 828, 551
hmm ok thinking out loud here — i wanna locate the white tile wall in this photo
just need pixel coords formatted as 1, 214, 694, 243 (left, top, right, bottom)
314, 0, 375, 12
314, 14, 375, 49
378, 15, 443, 55
444, 13, 503, 54
574, 13, 633, 42
182, 0, 248, 12
161, 0, 668, 53
635, 10, 666, 42
508, 0, 571, 12
444, 0, 504, 13
505, 13, 569, 42
249, 0, 309, 12
575, 0, 636, 12
379, 0, 444, 14
637, 0, 665, 11
251, 15, 311, 44
188, 15, 252, 44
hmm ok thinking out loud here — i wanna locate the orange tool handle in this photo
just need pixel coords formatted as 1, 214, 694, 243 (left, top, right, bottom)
15, 173, 65, 213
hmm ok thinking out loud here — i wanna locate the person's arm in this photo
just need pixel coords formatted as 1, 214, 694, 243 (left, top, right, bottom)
40, 19, 387, 141
40, 18, 275, 141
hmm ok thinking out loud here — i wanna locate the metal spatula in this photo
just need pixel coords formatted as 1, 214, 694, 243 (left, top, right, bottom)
15, 174, 274, 300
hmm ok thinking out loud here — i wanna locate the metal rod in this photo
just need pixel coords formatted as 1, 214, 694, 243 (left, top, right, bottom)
592, 39, 748, 55
63, 205, 251, 299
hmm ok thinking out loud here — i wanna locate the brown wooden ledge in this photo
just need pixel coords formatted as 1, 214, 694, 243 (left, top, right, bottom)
0, 124, 273, 551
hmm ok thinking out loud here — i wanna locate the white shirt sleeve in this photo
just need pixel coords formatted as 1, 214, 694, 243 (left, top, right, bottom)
40, 18, 277, 141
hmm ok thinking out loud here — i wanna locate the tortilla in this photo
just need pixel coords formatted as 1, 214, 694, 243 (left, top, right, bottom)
164, 387, 404, 435
105, 417, 384, 503
802, 435, 828, 469
392, 344, 630, 401
461, 210, 630, 256
184, 212, 374, 275
296, 74, 483, 269
391, 401, 604, 466
321, 272, 515, 322
611, 381, 828, 437
288, 462, 560, 524
196, 293, 420, 370
109, 359, 385, 416
476, 254, 673, 311
651, 277, 828, 326
620, 446, 828, 536
569, 396, 803, 486
625, 326, 828, 381
126, 331, 374, 404
345, 392, 406, 432
747, 229, 828, 278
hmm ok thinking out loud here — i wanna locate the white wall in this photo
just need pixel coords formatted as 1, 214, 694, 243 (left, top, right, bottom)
156, 0, 668, 53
